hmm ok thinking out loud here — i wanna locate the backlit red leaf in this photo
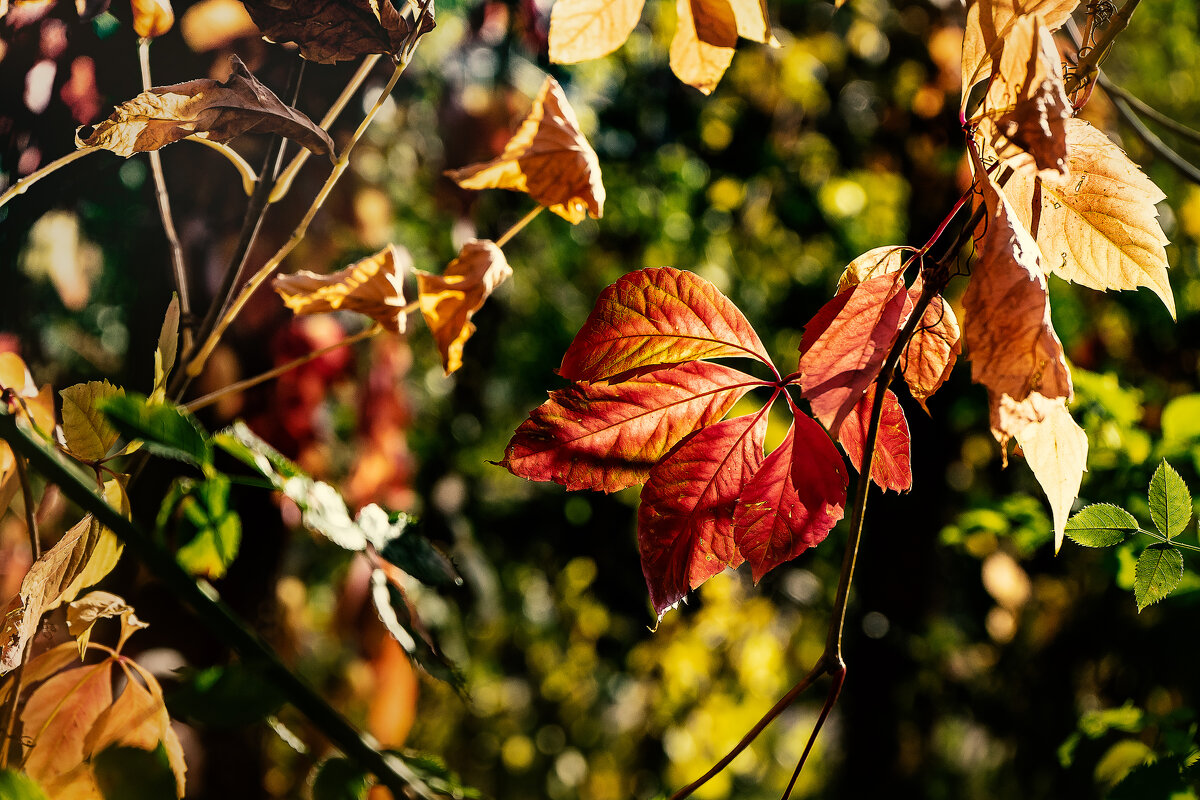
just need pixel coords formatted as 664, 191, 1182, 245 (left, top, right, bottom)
734, 404, 847, 582
798, 271, 908, 437
837, 385, 912, 493
559, 267, 773, 382
901, 282, 961, 412
638, 408, 769, 616
501, 361, 761, 492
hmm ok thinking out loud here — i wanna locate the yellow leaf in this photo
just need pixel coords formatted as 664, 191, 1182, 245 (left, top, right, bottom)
445, 76, 605, 224
549, 0, 645, 63
669, 0, 736, 95
417, 240, 512, 376
272, 244, 410, 333
60, 380, 124, 462
0, 641, 80, 710
836, 245, 911, 293
152, 294, 180, 404
960, 0, 1079, 108
1014, 396, 1087, 552
67, 591, 146, 661
0, 355, 55, 517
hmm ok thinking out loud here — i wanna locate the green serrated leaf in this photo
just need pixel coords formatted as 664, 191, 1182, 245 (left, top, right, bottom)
60, 380, 124, 461
1064, 503, 1138, 548
93, 744, 178, 800
151, 295, 180, 404
0, 768, 50, 800
1150, 460, 1192, 540
1134, 544, 1184, 612
311, 757, 370, 800
100, 394, 212, 467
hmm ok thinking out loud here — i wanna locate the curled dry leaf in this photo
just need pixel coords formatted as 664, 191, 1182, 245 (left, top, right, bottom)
77, 56, 334, 159
1004, 117, 1175, 318
240, 0, 431, 64
274, 244, 411, 334
960, 0, 1079, 107
445, 76, 604, 223
132, 0, 174, 38
67, 590, 146, 659
152, 294, 180, 403
417, 240, 511, 375
549, 0, 646, 63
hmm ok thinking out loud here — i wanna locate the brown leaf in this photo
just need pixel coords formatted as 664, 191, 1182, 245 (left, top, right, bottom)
240, 0, 431, 64
901, 284, 961, 413
273, 244, 411, 333
961, 0, 1079, 106
417, 240, 512, 375
1004, 117, 1175, 318
132, 0, 174, 38
77, 56, 334, 159
446, 76, 604, 223
963, 149, 1071, 412
549, 0, 646, 63
67, 591, 146, 660
970, 14, 1070, 180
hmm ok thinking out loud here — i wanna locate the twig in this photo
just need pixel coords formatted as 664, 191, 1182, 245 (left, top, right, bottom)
1099, 75, 1200, 148
495, 205, 545, 248
138, 38, 194, 354
0, 148, 99, 211
1108, 93, 1200, 186
780, 669, 845, 800
1, 456, 42, 767
1064, 0, 1143, 96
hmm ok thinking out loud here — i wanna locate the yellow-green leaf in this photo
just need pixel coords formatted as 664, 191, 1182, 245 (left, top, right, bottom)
60, 381, 124, 462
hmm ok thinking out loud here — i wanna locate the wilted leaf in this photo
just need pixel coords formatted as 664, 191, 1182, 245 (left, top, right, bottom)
901, 285, 961, 412
67, 591, 143, 660
1149, 459, 1191, 540
151, 295, 180, 404
132, 0, 174, 38
836, 385, 912, 493
970, 15, 1070, 179
1004, 118, 1175, 318
240, 0, 430, 64
446, 77, 604, 223
733, 404, 847, 582
1134, 543, 1183, 612
417, 240, 511, 375
549, 0, 645, 63
559, 267, 773, 382
502, 361, 760, 493
638, 409, 767, 616
836, 246, 911, 293
100, 394, 211, 467
78, 56, 334, 159
273, 244, 411, 334
798, 271, 909, 438
1065, 504, 1138, 548
60, 380, 124, 462
374, 516, 462, 588
1014, 395, 1088, 551
961, 0, 1079, 106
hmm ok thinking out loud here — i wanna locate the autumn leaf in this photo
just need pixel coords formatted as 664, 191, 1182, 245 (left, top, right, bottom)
446, 76, 604, 223
638, 409, 767, 616
970, 14, 1070, 180
836, 245, 911, 293
900, 283, 961, 412
60, 380, 124, 461
669, 0, 736, 95
549, 0, 646, 63
1004, 118, 1175, 318
559, 267, 773, 382
132, 0, 174, 38
798, 271, 909, 438
836, 385, 912, 493
733, 401, 847, 582
501, 361, 761, 493
151, 294, 180, 404
960, 0, 1080, 107
239, 0, 431, 63
416, 240, 511, 375
21, 662, 115, 786
0, 354, 55, 516
274, 244, 411, 334
66, 591, 145, 659
1010, 394, 1087, 552
78, 56, 335, 159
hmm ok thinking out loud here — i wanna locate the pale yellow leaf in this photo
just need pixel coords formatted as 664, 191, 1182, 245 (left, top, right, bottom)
67, 591, 144, 661
273, 244, 410, 333
1015, 395, 1087, 552
961, 0, 1079, 107
669, 0, 736, 95
549, 0, 645, 63
836, 245, 911, 293
60, 380, 124, 462
417, 240, 512, 376
727, 0, 773, 44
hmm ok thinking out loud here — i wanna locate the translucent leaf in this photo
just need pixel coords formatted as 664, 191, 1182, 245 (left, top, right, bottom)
60, 380, 124, 462
99, 394, 211, 467
1133, 544, 1183, 612
273, 245, 410, 334
66, 591, 144, 660
1064, 504, 1138, 548
175, 477, 242, 578
151, 295, 180, 404
1149, 460, 1191, 540
549, 0, 645, 63
416, 240, 511, 375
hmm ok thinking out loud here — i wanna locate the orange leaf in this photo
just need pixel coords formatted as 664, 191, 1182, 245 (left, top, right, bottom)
837, 385, 912, 493
273, 244, 410, 333
21, 662, 114, 784
549, 0, 645, 63
445, 77, 604, 223
669, 0, 736, 95
960, 0, 1079, 108
901, 281, 961, 412
417, 240, 512, 375
836, 245, 911, 294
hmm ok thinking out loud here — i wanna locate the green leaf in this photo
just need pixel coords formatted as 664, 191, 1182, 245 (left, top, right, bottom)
151, 294, 180, 404
60, 380, 124, 461
167, 662, 286, 727
371, 512, 461, 588
213, 421, 303, 482
0, 769, 50, 800
1064, 504, 1138, 548
392, 751, 483, 800
1149, 460, 1192, 540
1134, 544, 1184, 612
93, 744, 178, 800
100, 394, 211, 467
311, 757, 370, 800
177, 477, 242, 578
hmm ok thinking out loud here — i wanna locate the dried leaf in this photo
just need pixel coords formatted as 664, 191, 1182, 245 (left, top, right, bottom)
559, 267, 773, 382
960, 0, 1079, 106
274, 244, 411, 334
901, 284, 961, 412
416, 240, 511, 375
971, 15, 1070, 180
549, 0, 645, 63
501, 361, 759, 493
963, 151, 1072, 409
78, 56, 335, 159
669, 0, 736, 95
240, 0, 429, 64
446, 77, 604, 223
132, 0, 174, 38
837, 385, 912, 493
67, 591, 144, 660
1014, 395, 1087, 552
836, 245, 911, 294
151, 295, 180, 404
1004, 118, 1175, 318
60, 380, 124, 462
639, 410, 766, 616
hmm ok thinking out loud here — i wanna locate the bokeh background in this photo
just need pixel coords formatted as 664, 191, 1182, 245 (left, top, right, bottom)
3, 0, 1200, 796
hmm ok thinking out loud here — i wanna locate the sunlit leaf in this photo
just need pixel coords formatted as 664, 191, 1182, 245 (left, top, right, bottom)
21, 662, 114, 784
836, 245, 910, 294
416, 240, 511, 376
273, 244, 411, 334
548, 0, 645, 63
60, 380, 124, 462
1065, 504, 1138, 548
1149, 460, 1191, 540
66, 591, 144, 660
99, 394, 211, 467
176, 476, 242, 578
151, 295, 180, 404
669, 0, 736, 95
1134, 543, 1183, 612
960, 0, 1079, 106
901, 284, 961, 413
837, 385, 912, 493
240, 0, 431, 64
369, 569, 463, 690
1014, 396, 1088, 552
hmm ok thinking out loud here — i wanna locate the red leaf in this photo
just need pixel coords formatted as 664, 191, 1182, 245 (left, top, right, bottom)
558, 267, 773, 381
837, 385, 912, 492
734, 402, 847, 581
501, 361, 761, 492
638, 408, 769, 616
798, 271, 908, 437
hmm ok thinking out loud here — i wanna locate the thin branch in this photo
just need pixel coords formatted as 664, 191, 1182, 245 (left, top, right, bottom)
1106, 87, 1200, 186
1, 456, 41, 768
1064, 0, 1143, 96
780, 667, 845, 800
495, 205, 545, 248
1099, 75, 1200, 148
0, 148, 99, 211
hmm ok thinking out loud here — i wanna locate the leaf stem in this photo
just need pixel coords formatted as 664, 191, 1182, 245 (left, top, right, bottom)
186, 137, 257, 196
1104, 84, 1200, 187
0, 147, 99, 211
139, 39, 194, 354
1099, 75, 1200, 148
1064, 0, 1143, 96
1138, 528, 1200, 552
184, 322, 389, 413
780, 666, 845, 800
494, 205, 545, 248
0, 456, 41, 767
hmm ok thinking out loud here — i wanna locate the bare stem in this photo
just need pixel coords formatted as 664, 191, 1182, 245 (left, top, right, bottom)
185, 322, 389, 412
1065, 0, 1143, 95
780, 667, 845, 800
1, 456, 42, 767
139, 39, 194, 353
269, 54, 383, 205
0, 148, 99, 211
495, 205, 545, 248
